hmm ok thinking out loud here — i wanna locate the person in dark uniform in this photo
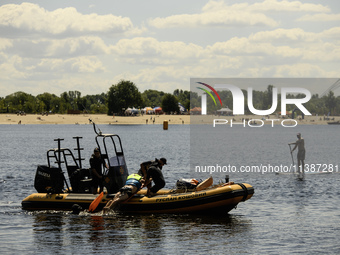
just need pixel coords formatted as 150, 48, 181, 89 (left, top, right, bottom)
143, 158, 167, 197
90, 147, 108, 194
138, 158, 166, 177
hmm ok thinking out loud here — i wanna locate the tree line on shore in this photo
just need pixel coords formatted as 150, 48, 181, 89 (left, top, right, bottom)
0, 80, 190, 115
1, 81, 339, 116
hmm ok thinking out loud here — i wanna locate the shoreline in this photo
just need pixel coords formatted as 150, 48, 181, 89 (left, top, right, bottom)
0, 114, 190, 125
1, 113, 339, 125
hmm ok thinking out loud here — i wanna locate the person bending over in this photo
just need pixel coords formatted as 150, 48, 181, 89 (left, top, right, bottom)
103, 173, 144, 212
144, 158, 167, 197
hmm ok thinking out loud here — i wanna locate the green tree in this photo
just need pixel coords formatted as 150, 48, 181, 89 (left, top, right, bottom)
335, 96, 340, 115
189, 91, 199, 109
107, 80, 143, 115
264, 85, 274, 110
142, 89, 165, 107
161, 93, 179, 113
325, 91, 336, 115
37, 92, 58, 112
174, 89, 190, 111
4, 91, 35, 113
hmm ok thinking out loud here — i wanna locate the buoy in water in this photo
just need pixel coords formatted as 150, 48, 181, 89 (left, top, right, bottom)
163, 120, 168, 130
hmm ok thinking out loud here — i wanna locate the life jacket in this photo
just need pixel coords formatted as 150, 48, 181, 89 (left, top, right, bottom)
127, 173, 142, 181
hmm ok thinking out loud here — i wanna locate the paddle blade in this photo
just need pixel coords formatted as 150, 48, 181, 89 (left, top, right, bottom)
89, 192, 104, 212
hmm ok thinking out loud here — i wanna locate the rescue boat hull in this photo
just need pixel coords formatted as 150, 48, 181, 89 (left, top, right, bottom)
22, 183, 254, 214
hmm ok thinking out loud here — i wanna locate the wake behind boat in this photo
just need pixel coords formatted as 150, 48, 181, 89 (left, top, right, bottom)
22, 120, 254, 213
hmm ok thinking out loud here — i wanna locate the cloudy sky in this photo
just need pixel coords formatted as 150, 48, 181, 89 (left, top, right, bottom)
0, 0, 339, 97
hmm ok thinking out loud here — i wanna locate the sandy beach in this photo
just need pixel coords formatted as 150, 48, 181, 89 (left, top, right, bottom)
1, 113, 339, 125
0, 113, 190, 125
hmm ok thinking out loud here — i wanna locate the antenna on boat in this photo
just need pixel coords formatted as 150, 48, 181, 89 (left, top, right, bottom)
54, 138, 64, 169
89, 118, 102, 135
53, 138, 71, 192
73, 136, 84, 169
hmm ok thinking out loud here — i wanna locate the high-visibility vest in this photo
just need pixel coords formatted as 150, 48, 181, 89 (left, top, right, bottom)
127, 173, 142, 181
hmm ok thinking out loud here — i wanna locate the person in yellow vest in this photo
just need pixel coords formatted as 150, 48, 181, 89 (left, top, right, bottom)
103, 173, 144, 212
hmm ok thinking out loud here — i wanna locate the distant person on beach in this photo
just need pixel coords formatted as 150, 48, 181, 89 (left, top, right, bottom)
103, 173, 144, 212
139, 158, 167, 197
90, 147, 108, 194
289, 133, 305, 173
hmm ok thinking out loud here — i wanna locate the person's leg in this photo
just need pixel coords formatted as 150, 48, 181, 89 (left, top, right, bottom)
103, 192, 121, 212
92, 185, 98, 194
150, 179, 165, 194
99, 181, 104, 193
103, 192, 130, 212
91, 179, 99, 194
301, 160, 305, 173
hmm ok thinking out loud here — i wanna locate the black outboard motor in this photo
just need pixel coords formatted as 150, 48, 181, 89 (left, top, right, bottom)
34, 165, 64, 193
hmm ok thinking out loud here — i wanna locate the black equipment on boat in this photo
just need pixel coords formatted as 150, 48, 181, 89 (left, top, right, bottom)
33, 120, 129, 194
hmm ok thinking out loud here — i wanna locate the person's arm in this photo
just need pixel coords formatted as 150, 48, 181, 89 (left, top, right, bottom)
143, 177, 153, 187
144, 169, 152, 187
145, 168, 154, 195
140, 163, 148, 177
102, 158, 109, 170
291, 140, 300, 152
291, 144, 297, 152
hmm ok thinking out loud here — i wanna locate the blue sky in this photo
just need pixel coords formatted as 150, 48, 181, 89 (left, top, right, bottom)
0, 0, 339, 97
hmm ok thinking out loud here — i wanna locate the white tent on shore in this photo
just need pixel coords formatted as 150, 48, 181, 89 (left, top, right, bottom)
217, 107, 232, 115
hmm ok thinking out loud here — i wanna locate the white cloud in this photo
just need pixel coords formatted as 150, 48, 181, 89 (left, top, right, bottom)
111, 37, 204, 64
297, 13, 340, 22
0, 3, 138, 37
33, 57, 105, 73
0, 38, 12, 51
322, 27, 340, 39
0, 36, 110, 60
273, 63, 333, 77
0, 1, 339, 97
0, 54, 29, 80
249, 28, 317, 42
148, 0, 330, 29
108, 25, 340, 87
45, 37, 110, 57
205, 27, 340, 62
148, 11, 278, 28
203, 0, 330, 13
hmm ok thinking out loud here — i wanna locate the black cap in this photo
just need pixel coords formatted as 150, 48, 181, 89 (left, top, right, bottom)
160, 158, 167, 165
94, 147, 100, 152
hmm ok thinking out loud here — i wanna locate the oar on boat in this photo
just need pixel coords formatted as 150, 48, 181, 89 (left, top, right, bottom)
89, 191, 104, 212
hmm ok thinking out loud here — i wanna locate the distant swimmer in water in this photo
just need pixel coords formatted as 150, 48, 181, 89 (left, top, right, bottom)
289, 133, 305, 173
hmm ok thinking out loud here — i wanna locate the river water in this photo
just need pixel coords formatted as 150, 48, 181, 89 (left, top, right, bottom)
0, 123, 339, 254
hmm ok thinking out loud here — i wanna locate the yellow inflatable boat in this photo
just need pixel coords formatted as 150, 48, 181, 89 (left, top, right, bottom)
22, 182, 254, 213
21, 121, 254, 214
